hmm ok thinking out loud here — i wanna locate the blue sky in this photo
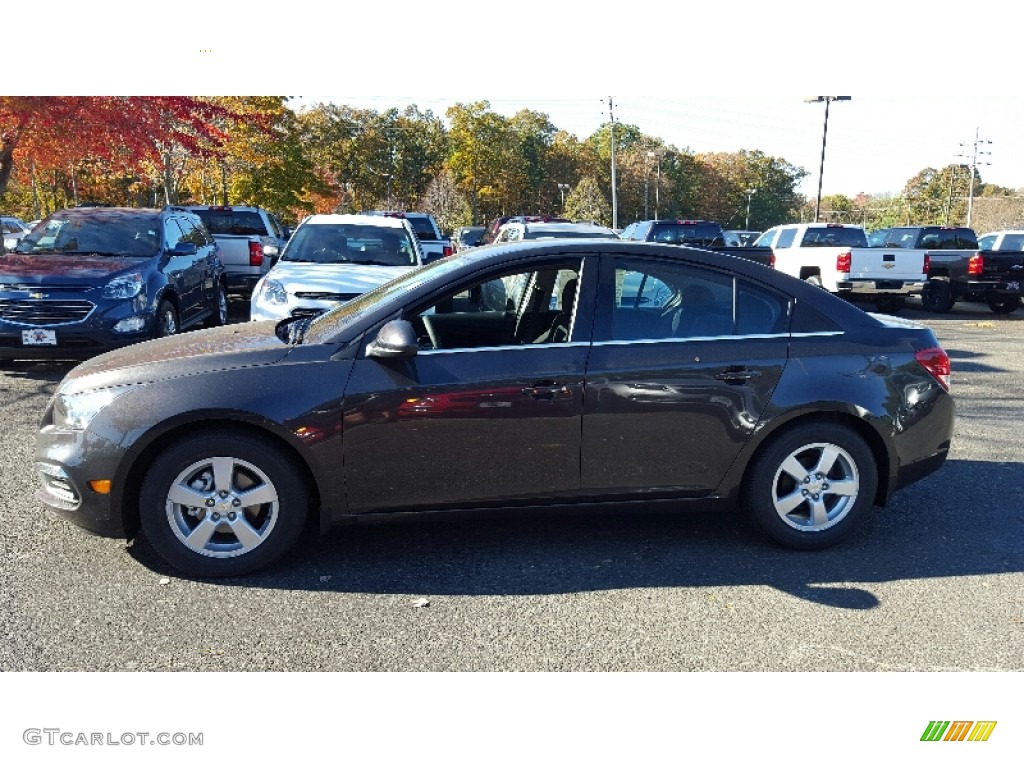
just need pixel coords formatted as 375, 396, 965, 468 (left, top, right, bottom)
17, 2, 1022, 201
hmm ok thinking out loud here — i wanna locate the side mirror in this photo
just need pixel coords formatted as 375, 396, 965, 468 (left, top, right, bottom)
367, 319, 419, 359
263, 244, 280, 259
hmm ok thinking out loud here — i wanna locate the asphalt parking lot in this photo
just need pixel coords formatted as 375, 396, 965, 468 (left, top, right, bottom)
1, 296, 1022, 672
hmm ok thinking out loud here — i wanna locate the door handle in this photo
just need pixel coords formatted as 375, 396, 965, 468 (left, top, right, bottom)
522, 383, 573, 399
714, 367, 762, 383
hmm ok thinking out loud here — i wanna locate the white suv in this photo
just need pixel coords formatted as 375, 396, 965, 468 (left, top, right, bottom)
250, 214, 423, 321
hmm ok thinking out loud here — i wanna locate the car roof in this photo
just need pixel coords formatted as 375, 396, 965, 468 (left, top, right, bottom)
52, 206, 165, 218
301, 214, 410, 229
520, 221, 618, 236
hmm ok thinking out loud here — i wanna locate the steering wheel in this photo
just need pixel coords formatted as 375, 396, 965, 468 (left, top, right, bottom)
422, 315, 441, 349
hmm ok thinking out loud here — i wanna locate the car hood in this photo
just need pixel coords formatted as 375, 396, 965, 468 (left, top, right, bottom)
270, 261, 414, 294
0, 253, 147, 284
59, 321, 293, 394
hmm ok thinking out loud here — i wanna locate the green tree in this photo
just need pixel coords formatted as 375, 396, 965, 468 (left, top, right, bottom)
565, 176, 610, 226
446, 101, 515, 223
422, 170, 471, 234
212, 97, 323, 218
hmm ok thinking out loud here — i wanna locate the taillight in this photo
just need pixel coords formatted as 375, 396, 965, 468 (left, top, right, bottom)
769, 251, 776, 269
443, 244, 453, 258
248, 241, 264, 267
836, 251, 852, 274
968, 251, 983, 276
915, 347, 951, 391
923, 254, 930, 272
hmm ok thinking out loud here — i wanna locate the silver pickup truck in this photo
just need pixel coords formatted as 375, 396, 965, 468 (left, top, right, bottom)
187, 205, 288, 297
360, 210, 451, 263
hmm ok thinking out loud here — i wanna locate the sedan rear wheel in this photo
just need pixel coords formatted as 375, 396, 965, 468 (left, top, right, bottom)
139, 433, 308, 577
745, 424, 878, 550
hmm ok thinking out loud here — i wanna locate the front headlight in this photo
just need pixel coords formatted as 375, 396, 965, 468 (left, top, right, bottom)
51, 386, 137, 431
102, 273, 144, 300
260, 279, 288, 305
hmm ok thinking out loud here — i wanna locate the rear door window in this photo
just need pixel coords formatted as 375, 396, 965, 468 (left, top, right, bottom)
774, 228, 798, 248
193, 209, 268, 237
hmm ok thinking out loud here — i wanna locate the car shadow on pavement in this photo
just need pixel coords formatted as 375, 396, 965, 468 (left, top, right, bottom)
125, 457, 1023, 609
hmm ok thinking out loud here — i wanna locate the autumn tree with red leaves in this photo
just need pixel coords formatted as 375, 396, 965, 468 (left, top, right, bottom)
0, 97, 239, 201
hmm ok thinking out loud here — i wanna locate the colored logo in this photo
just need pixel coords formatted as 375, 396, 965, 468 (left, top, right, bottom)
921, 721, 997, 742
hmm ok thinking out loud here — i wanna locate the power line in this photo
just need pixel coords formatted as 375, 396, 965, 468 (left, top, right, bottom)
959, 128, 992, 227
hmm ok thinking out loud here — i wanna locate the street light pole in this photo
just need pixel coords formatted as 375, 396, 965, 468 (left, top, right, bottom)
557, 183, 569, 212
644, 157, 650, 220
648, 150, 664, 219
805, 96, 851, 223
745, 188, 757, 230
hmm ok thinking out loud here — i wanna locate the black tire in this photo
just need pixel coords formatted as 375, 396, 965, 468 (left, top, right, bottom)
204, 282, 229, 327
873, 295, 905, 314
744, 423, 878, 550
920, 279, 955, 313
804, 274, 824, 289
986, 296, 1020, 315
155, 298, 179, 337
139, 432, 309, 577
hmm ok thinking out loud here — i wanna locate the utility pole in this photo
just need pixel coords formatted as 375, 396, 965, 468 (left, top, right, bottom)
804, 96, 851, 223
608, 97, 618, 230
960, 128, 992, 228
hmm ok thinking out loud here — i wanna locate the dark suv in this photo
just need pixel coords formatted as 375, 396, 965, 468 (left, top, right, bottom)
0, 206, 227, 362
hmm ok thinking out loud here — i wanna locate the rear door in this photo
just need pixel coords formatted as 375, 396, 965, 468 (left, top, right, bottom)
581, 253, 790, 496
162, 218, 204, 320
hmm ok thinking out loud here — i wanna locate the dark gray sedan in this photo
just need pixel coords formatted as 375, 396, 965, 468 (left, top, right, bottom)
35, 240, 954, 577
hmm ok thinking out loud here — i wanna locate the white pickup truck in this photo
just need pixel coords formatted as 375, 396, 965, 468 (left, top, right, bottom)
187, 205, 289, 297
753, 222, 925, 313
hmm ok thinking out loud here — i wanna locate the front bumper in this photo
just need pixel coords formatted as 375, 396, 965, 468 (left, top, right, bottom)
0, 295, 157, 361
34, 428, 128, 537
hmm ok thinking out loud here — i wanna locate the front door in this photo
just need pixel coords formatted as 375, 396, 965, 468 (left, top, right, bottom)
341, 257, 592, 513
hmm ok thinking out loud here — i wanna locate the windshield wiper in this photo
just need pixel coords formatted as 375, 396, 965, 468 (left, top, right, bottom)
53, 250, 138, 257
353, 259, 407, 267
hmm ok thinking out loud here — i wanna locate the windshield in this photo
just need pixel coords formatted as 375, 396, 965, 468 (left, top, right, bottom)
304, 256, 461, 343
405, 216, 438, 240
648, 222, 722, 246
14, 212, 161, 257
282, 223, 418, 266
799, 226, 868, 248
192, 208, 267, 237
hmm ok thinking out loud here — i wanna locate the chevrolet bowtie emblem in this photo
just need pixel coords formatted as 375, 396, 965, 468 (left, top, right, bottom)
29, 291, 48, 299
883, 263, 894, 269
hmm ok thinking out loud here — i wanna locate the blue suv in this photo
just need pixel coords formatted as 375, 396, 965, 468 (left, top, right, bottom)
0, 206, 227, 363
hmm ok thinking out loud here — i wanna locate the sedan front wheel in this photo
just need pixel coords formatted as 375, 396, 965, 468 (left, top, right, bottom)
745, 424, 878, 550
139, 432, 308, 577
